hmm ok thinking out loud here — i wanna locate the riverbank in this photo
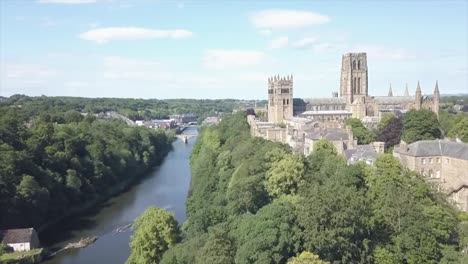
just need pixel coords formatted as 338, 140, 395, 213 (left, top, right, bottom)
38, 142, 174, 238
0, 248, 45, 264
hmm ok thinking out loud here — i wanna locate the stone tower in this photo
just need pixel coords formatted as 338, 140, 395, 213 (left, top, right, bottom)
415, 81, 422, 110
388, 83, 393, 96
433, 81, 440, 117
340, 53, 368, 104
267, 75, 293, 124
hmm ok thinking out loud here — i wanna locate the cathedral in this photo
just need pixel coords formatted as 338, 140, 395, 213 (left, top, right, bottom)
268, 52, 441, 124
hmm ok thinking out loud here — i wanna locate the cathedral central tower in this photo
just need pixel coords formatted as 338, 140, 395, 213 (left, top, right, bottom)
340, 53, 368, 104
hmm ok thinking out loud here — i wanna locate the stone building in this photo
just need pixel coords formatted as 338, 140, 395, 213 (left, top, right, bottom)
293, 53, 441, 120
393, 140, 468, 211
267, 75, 293, 124
0, 228, 40, 252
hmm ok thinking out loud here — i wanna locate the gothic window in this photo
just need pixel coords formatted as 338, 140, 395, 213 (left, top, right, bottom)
286, 99, 289, 105
358, 78, 361, 94
358, 60, 361, 69
283, 99, 286, 105
353, 78, 357, 93
353, 60, 356, 69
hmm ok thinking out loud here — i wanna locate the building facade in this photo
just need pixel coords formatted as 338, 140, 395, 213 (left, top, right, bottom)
393, 140, 468, 211
0, 228, 40, 252
267, 75, 293, 124
293, 53, 441, 120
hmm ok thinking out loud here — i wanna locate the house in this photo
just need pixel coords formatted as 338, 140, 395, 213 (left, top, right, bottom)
0, 228, 40, 252
393, 140, 468, 211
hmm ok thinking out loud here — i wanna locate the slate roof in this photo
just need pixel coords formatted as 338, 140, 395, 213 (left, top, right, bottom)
0, 228, 34, 244
400, 140, 468, 160
303, 97, 346, 105
345, 144, 379, 163
300, 110, 352, 115
373, 96, 414, 104
305, 127, 349, 141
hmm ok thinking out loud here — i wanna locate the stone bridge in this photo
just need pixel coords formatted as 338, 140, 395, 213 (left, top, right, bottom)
175, 134, 197, 143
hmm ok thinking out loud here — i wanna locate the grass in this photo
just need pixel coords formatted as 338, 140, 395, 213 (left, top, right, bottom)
0, 248, 43, 262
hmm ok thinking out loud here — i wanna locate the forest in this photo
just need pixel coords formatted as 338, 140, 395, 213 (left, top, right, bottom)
0, 95, 250, 122
0, 103, 173, 229
127, 112, 468, 264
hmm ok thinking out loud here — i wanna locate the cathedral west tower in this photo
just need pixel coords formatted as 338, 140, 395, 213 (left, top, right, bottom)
267, 75, 293, 124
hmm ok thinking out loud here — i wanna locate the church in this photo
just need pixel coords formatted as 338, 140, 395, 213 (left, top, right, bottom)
267, 52, 440, 125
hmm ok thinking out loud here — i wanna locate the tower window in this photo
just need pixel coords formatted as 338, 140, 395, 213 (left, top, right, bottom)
358, 60, 361, 70
358, 78, 361, 94
353, 60, 356, 69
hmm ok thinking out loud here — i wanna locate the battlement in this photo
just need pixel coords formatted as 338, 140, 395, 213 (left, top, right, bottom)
268, 74, 293, 84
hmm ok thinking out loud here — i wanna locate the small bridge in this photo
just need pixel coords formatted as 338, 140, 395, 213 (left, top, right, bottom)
175, 134, 197, 143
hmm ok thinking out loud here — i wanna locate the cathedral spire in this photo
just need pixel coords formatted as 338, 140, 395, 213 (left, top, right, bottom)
404, 83, 409, 96
434, 80, 440, 94
388, 83, 393, 97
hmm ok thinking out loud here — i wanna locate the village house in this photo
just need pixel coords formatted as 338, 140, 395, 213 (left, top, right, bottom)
0, 228, 40, 252
393, 140, 468, 211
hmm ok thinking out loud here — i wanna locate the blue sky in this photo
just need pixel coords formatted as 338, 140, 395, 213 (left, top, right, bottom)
0, 0, 467, 99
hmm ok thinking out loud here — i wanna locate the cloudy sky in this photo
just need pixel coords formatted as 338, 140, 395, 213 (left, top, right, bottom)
0, 0, 467, 99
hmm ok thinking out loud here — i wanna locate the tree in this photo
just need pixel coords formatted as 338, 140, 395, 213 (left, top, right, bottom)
377, 116, 403, 151
378, 113, 396, 130
127, 207, 180, 264
401, 109, 441, 144
448, 116, 468, 142
345, 118, 375, 144
265, 154, 305, 197
194, 227, 235, 264
288, 252, 330, 264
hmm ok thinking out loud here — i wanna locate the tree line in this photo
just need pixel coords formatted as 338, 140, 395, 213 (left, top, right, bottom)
127, 112, 468, 264
0, 104, 173, 229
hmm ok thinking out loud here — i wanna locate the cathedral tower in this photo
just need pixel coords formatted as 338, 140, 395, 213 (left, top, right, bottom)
340, 53, 368, 104
267, 75, 293, 124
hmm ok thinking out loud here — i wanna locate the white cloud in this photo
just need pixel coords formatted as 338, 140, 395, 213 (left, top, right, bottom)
351, 45, 415, 60
79, 27, 193, 43
38, 0, 96, 3
203, 50, 265, 70
3, 63, 57, 80
269, 37, 289, 50
259, 29, 272, 36
251, 10, 330, 29
102, 56, 173, 81
292, 37, 318, 49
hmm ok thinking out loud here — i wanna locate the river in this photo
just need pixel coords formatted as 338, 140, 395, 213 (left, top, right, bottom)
42, 127, 197, 264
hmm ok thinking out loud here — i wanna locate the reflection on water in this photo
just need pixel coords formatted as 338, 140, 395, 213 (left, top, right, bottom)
43, 127, 196, 264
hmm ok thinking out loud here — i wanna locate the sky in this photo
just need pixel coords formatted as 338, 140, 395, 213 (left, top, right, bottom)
0, 0, 467, 99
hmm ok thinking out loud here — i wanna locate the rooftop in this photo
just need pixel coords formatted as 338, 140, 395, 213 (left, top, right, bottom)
397, 139, 468, 160
0, 228, 35, 244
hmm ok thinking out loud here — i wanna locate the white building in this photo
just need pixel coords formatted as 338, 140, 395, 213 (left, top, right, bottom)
0, 228, 40, 252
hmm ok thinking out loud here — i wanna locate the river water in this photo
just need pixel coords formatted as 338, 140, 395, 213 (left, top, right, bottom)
42, 127, 197, 264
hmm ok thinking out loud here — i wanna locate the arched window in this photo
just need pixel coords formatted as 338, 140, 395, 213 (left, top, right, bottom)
358, 78, 361, 94
358, 60, 361, 69
353, 78, 357, 93
352, 60, 356, 69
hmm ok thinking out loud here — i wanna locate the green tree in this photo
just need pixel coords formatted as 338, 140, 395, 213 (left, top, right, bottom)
287, 252, 330, 264
194, 227, 235, 264
401, 109, 441, 144
378, 113, 396, 130
345, 118, 375, 144
265, 154, 305, 197
448, 116, 468, 142
127, 207, 180, 264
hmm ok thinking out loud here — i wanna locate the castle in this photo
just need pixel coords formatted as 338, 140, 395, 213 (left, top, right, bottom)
268, 52, 440, 124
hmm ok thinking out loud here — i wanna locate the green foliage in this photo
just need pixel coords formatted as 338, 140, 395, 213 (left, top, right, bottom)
401, 109, 441, 144
265, 154, 305, 197
0, 243, 12, 255
287, 251, 330, 264
153, 111, 464, 263
345, 118, 375, 144
127, 207, 180, 264
0, 104, 173, 229
448, 115, 468, 142
378, 113, 396, 130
